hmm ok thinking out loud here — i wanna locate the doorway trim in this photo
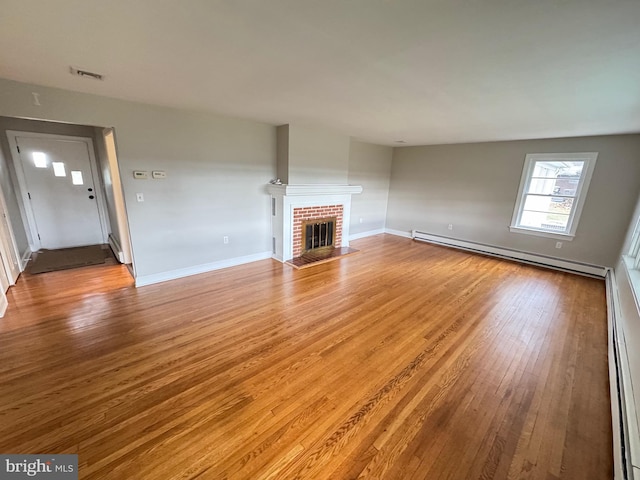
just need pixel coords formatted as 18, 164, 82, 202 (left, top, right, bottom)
7, 131, 110, 252
0, 185, 22, 283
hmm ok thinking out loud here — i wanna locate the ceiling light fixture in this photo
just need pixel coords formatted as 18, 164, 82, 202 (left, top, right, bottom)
69, 66, 104, 81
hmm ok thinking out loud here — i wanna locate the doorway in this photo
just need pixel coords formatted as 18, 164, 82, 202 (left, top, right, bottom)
8, 132, 109, 251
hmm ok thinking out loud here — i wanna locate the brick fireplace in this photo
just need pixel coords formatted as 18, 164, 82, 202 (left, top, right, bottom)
293, 205, 343, 257
267, 184, 362, 262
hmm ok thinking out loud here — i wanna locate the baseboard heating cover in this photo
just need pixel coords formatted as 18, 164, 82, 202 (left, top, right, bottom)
411, 230, 607, 278
108, 234, 125, 263
606, 270, 634, 479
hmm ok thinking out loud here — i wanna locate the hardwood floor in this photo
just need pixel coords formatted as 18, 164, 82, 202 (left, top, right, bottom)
0, 235, 612, 479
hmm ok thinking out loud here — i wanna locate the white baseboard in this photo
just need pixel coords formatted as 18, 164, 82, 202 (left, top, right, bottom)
412, 230, 607, 277
0, 292, 7, 317
20, 248, 31, 271
135, 251, 273, 287
384, 228, 413, 239
108, 234, 124, 263
350, 228, 386, 241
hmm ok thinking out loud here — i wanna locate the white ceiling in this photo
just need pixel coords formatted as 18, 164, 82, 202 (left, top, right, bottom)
1, 0, 639, 146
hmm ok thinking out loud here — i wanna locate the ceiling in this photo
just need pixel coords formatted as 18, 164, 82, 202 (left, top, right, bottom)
0, 0, 639, 146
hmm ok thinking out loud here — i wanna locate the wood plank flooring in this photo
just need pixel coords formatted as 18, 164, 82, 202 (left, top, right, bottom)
0, 234, 612, 479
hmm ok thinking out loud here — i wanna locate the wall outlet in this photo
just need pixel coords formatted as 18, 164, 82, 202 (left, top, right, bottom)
555, 241, 562, 249
448, 224, 453, 230
136, 193, 144, 202
223, 236, 229, 244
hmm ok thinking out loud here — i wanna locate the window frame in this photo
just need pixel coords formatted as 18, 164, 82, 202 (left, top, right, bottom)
627, 216, 640, 270
509, 152, 598, 241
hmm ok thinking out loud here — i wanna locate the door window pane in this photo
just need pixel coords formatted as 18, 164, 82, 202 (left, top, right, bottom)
71, 171, 83, 185
52, 162, 66, 177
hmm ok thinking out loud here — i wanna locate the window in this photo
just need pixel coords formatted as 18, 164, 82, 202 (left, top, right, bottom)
510, 152, 597, 240
71, 170, 84, 185
627, 216, 640, 270
52, 162, 66, 177
32, 152, 47, 168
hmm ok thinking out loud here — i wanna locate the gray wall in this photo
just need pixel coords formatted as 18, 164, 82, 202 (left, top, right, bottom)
276, 125, 290, 184
0, 78, 276, 279
287, 124, 349, 184
387, 135, 640, 267
348, 140, 392, 236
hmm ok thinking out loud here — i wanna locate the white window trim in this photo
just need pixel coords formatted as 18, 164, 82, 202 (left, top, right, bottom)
509, 152, 598, 241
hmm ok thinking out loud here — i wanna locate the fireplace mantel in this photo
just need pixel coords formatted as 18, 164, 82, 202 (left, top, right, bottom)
268, 184, 363, 262
267, 184, 363, 196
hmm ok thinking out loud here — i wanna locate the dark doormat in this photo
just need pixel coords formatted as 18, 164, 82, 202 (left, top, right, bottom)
28, 244, 110, 274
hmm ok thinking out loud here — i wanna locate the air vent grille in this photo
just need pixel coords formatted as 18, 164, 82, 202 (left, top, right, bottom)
70, 66, 104, 81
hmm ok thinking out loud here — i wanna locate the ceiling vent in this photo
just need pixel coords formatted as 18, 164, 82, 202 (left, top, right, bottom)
69, 66, 104, 81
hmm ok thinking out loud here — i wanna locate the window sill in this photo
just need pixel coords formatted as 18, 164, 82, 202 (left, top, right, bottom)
509, 226, 575, 241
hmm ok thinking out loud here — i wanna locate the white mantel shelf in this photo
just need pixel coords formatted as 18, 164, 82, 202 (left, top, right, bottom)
267, 184, 363, 196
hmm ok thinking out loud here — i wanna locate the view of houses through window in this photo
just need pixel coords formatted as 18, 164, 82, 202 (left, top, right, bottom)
519, 160, 583, 232
511, 152, 597, 238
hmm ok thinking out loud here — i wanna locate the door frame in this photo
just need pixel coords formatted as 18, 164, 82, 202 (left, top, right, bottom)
0, 185, 22, 284
7, 131, 110, 252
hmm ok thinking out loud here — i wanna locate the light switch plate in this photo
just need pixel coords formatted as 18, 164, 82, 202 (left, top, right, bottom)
152, 170, 167, 179
133, 171, 149, 179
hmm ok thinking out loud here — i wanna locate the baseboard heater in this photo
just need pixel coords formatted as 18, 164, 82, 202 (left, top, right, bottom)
606, 271, 634, 479
411, 230, 607, 278
108, 234, 125, 264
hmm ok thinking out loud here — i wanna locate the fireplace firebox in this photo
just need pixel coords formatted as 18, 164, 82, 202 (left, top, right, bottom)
302, 217, 336, 254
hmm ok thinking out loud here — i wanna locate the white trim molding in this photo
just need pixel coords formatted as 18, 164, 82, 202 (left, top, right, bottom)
267, 184, 363, 197
349, 228, 385, 241
509, 225, 575, 241
135, 251, 272, 287
411, 230, 607, 277
384, 228, 413, 239
20, 248, 31, 271
0, 292, 7, 318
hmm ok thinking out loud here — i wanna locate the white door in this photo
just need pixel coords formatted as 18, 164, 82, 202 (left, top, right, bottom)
15, 136, 104, 249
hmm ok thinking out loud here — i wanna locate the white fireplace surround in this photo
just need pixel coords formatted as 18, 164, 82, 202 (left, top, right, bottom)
267, 184, 363, 262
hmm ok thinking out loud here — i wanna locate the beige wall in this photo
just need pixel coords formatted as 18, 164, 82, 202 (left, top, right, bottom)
287, 124, 350, 185
348, 140, 392, 236
0, 78, 276, 279
387, 135, 640, 267
276, 125, 290, 184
